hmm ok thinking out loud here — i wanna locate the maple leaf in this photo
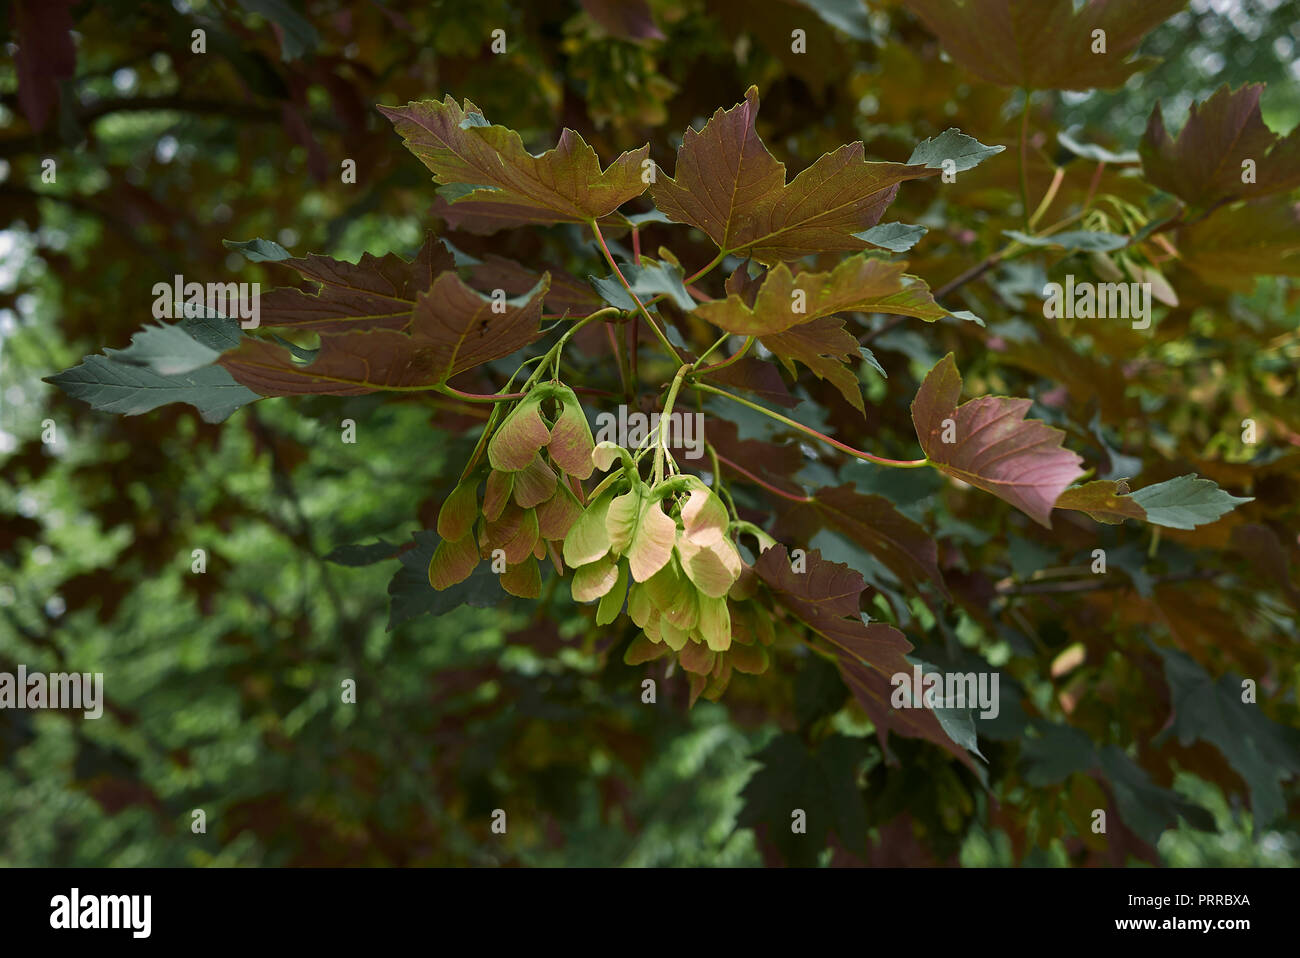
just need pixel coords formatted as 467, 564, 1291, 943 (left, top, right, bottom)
1179, 197, 1300, 292
911, 353, 1084, 528
753, 545, 979, 769
695, 255, 962, 335
220, 275, 548, 394
1054, 480, 1146, 524
379, 97, 650, 231
763, 316, 867, 413
904, 0, 1186, 91
256, 233, 455, 333
705, 354, 797, 408
466, 254, 606, 316
1141, 84, 1300, 209
695, 255, 961, 412
807, 484, 948, 596
650, 87, 935, 264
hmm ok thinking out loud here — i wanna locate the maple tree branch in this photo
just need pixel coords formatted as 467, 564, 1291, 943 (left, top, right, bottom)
996, 569, 1217, 596
693, 382, 929, 468
588, 219, 683, 363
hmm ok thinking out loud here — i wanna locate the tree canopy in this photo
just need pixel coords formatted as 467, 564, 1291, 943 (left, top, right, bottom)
2, 0, 1298, 867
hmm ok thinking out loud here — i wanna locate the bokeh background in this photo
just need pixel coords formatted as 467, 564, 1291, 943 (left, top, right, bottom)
1, 0, 1297, 866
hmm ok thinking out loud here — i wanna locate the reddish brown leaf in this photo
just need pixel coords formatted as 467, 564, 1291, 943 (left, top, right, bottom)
905, 0, 1185, 91
1054, 480, 1147, 524
221, 273, 548, 394
812, 484, 948, 596
258, 233, 454, 333
1141, 84, 1300, 208
380, 96, 650, 230
912, 353, 1084, 528
651, 87, 933, 264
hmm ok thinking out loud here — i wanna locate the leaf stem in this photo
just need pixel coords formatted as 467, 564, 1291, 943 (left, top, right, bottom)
693, 382, 929, 468
435, 383, 526, 403
654, 364, 690, 484
694, 335, 754, 376
694, 333, 732, 367
711, 449, 812, 503
1028, 166, 1064, 231
521, 305, 621, 391
589, 219, 682, 363
685, 249, 728, 286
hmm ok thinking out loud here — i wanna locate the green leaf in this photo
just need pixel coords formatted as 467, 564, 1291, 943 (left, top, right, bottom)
737, 733, 870, 866
379, 96, 650, 231
223, 236, 292, 262
1155, 647, 1300, 831
234, 0, 319, 60
1097, 745, 1215, 845
853, 221, 928, 252
1129, 475, 1253, 530
589, 258, 694, 312
107, 322, 222, 376
859, 345, 887, 379
1020, 723, 1096, 786
789, 0, 874, 39
1056, 129, 1139, 165
911, 353, 1084, 528
323, 539, 403, 567
177, 309, 246, 353
387, 531, 500, 630
650, 87, 935, 264
1004, 229, 1129, 252
46, 354, 259, 423
906, 128, 1005, 172
904, 659, 986, 760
